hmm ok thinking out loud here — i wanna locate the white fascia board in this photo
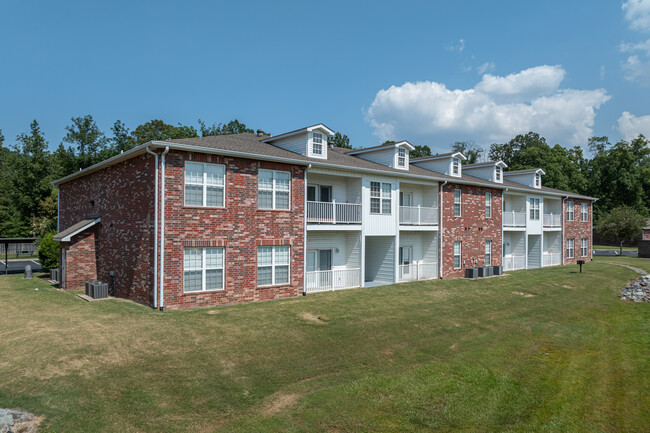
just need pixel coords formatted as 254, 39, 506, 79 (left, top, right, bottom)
262, 124, 335, 142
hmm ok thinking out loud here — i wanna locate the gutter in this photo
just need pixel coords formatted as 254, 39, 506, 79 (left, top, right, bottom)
303, 164, 311, 295
145, 146, 159, 309
439, 181, 448, 279
159, 146, 170, 310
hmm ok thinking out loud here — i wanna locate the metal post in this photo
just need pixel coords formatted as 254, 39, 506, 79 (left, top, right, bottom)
5, 242, 8, 275
332, 200, 336, 224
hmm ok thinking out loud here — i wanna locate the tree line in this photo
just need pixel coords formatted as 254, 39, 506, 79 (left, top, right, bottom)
1, 117, 648, 240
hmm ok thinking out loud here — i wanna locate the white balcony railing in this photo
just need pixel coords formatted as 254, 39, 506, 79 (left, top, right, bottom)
542, 252, 561, 266
307, 201, 362, 224
305, 268, 361, 293
543, 213, 561, 227
503, 255, 526, 271
399, 206, 439, 226
398, 262, 438, 282
503, 211, 526, 227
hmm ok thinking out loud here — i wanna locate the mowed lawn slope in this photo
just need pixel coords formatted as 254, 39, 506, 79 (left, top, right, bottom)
0, 257, 648, 433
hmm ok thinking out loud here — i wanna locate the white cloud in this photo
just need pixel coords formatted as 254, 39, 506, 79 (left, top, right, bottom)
446, 39, 465, 52
477, 61, 495, 74
622, 0, 650, 32
622, 54, 650, 84
600, 65, 606, 80
365, 65, 611, 150
617, 111, 650, 140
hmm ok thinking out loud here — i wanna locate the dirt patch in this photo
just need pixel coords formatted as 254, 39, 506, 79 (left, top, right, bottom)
562, 285, 575, 289
449, 343, 457, 350
206, 310, 221, 315
512, 291, 535, 298
300, 312, 328, 324
262, 392, 301, 416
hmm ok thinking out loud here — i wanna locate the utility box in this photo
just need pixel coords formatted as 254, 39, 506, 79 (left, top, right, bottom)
85, 281, 108, 299
492, 266, 503, 276
465, 268, 478, 279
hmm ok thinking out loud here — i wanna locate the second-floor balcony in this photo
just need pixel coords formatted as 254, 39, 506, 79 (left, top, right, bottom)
543, 213, 561, 227
307, 201, 362, 224
399, 206, 438, 226
503, 211, 526, 227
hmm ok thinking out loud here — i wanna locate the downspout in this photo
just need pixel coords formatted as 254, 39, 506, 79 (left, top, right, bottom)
590, 199, 597, 261
145, 146, 159, 309
561, 196, 568, 265
159, 146, 170, 311
303, 164, 311, 295
439, 181, 448, 279
503, 188, 508, 269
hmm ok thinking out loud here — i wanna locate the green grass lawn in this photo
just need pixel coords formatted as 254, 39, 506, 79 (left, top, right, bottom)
1, 257, 648, 433
593, 244, 637, 251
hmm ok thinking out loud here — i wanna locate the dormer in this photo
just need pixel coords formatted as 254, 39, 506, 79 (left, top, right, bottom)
463, 161, 508, 183
262, 123, 335, 160
503, 168, 545, 189
347, 140, 415, 170
410, 151, 467, 177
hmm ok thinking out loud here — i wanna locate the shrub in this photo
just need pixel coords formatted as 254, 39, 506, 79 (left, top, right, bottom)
38, 233, 59, 272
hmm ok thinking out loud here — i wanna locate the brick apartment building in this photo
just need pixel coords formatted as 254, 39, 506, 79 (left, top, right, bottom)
53, 124, 595, 310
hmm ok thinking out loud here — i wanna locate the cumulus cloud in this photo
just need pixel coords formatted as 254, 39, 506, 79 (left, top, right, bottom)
622, 55, 650, 84
365, 65, 610, 150
622, 0, 650, 32
617, 111, 650, 141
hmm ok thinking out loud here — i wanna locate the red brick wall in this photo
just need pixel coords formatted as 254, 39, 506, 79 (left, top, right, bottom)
161, 150, 305, 310
563, 199, 592, 264
441, 182, 502, 278
58, 153, 156, 305
61, 227, 98, 290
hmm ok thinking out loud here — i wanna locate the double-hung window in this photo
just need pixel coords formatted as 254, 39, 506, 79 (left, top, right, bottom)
370, 182, 392, 214
312, 133, 323, 155
185, 162, 225, 207
535, 173, 541, 187
495, 166, 502, 182
566, 238, 574, 258
485, 240, 492, 266
453, 189, 462, 217
485, 192, 492, 218
184, 247, 224, 292
581, 238, 588, 257
530, 198, 540, 220
258, 169, 290, 210
581, 203, 588, 222
257, 245, 290, 286
453, 241, 462, 269
451, 157, 460, 176
397, 148, 406, 167
567, 201, 574, 221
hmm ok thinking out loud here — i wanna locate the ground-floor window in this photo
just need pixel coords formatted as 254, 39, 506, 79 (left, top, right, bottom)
184, 247, 224, 292
453, 241, 462, 268
257, 245, 290, 286
485, 240, 492, 266
581, 238, 588, 257
566, 238, 574, 259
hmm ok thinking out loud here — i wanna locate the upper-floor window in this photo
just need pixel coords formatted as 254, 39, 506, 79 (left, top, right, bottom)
184, 247, 224, 292
257, 245, 290, 286
581, 203, 588, 222
185, 161, 225, 207
495, 166, 502, 182
530, 198, 540, 220
453, 189, 462, 217
535, 173, 541, 187
485, 240, 492, 266
259, 169, 290, 210
567, 201, 574, 221
397, 148, 406, 167
370, 181, 392, 214
485, 192, 492, 218
452, 157, 461, 176
312, 132, 323, 155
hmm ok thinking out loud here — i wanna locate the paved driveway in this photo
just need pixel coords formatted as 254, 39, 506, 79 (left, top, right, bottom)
593, 250, 638, 257
0, 259, 43, 275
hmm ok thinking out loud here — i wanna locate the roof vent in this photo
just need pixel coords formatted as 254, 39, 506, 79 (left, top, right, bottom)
328, 138, 335, 149
256, 129, 265, 137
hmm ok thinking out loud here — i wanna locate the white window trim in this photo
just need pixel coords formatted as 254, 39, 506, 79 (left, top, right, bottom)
258, 169, 291, 210
397, 148, 406, 168
567, 201, 574, 221
257, 245, 291, 287
581, 203, 588, 222
581, 238, 588, 257
535, 173, 541, 188
451, 157, 461, 176
485, 240, 492, 266
312, 132, 323, 156
453, 189, 462, 217
370, 181, 392, 215
567, 238, 574, 258
530, 198, 540, 220
486, 192, 492, 218
184, 161, 226, 208
495, 166, 502, 182
453, 241, 462, 269
183, 247, 225, 293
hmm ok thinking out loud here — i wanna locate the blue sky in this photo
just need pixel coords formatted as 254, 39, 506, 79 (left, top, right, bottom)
2, 0, 650, 154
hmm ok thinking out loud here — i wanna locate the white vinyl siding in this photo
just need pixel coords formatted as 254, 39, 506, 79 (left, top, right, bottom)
184, 247, 224, 292
581, 203, 588, 222
453, 189, 461, 217
370, 181, 391, 214
567, 201, 574, 221
581, 238, 588, 257
566, 238, 574, 258
486, 192, 492, 218
184, 162, 225, 207
258, 169, 291, 210
485, 240, 492, 266
257, 246, 290, 286
530, 198, 540, 220
453, 241, 462, 269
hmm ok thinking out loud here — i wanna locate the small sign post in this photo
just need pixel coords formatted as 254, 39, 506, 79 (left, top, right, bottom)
577, 260, 585, 273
